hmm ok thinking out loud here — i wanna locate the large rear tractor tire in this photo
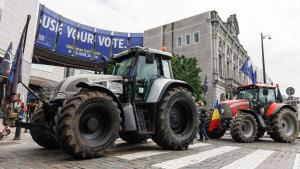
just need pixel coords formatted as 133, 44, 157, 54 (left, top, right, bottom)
56, 91, 122, 159
30, 107, 59, 149
269, 108, 299, 143
152, 87, 198, 150
205, 115, 227, 139
230, 113, 257, 143
119, 132, 150, 144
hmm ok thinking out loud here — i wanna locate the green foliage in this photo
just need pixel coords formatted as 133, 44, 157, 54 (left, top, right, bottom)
103, 63, 114, 75
171, 55, 204, 101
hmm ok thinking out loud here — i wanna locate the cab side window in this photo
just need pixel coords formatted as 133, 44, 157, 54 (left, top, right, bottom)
136, 56, 159, 81
259, 88, 276, 105
267, 89, 276, 102
162, 59, 171, 78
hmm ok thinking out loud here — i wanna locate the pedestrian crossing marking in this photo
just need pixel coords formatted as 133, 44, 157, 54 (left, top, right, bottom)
220, 149, 274, 169
152, 146, 239, 169
115, 143, 210, 160
293, 153, 300, 169
116, 150, 171, 160
189, 142, 210, 149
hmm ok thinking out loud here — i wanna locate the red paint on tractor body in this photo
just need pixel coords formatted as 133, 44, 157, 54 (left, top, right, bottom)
265, 102, 285, 117
220, 100, 250, 116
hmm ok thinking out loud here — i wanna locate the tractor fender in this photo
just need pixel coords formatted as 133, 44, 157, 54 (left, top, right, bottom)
76, 82, 123, 113
265, 102, 296, 117
240, 109, 266, 129
146, 78, 194, 103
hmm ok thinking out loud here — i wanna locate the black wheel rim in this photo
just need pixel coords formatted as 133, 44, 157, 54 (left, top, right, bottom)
79, 103, 110, 146
169, 101, 192, 136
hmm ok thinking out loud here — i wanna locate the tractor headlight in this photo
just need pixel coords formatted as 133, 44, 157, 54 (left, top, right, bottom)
108, 81, 123, 94
53, 92, 66, 100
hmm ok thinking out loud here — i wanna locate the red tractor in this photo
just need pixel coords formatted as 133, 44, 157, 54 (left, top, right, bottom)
206, 83, 299, 143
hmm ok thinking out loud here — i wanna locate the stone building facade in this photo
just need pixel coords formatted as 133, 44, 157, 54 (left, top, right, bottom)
144, 11, 252, 106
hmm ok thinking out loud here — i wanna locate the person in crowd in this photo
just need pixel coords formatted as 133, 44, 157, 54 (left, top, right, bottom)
34, 99, 40, 109
27, 102, 35, 121
197, 100, 208, 142
17, 100, 27, 121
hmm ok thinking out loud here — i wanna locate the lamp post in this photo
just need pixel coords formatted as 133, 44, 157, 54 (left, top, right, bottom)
261, 33, 271, 83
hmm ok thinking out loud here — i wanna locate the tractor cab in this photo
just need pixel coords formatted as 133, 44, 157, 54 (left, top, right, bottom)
237, 84, 277, 113
112, 47, 173, 102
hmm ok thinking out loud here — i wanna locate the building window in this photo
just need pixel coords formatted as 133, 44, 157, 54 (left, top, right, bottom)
185, 34, 191, 46
233, 64, 236, 79
226, 61, 230, 78
219, 55, 223, 77
0, 0, 4, 22
177, 36, 182, 47
0, 9, 2, 22
193, 32, 200, 43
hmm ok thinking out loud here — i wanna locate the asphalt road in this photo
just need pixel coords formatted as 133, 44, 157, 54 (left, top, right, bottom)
0, 130, 300, 169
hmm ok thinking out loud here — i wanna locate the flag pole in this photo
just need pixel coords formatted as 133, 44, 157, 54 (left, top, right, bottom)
20, 81, 46, 104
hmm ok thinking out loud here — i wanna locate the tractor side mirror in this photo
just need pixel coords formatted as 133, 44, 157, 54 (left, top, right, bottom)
145, 52, 155, 64
263, 88, 269, 95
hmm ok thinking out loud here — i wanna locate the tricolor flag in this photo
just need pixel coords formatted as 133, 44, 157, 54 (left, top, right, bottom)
208, 101, 222, 132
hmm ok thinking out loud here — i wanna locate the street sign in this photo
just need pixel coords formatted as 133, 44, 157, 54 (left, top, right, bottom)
286, 87, 295, 96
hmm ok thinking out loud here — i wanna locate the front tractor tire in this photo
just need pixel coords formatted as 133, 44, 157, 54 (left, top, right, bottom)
56, 91, 122, 159
269, 108, 299, 143
30, 107, 59, 149
152, 87, 198, 150
230, 113, 257, 143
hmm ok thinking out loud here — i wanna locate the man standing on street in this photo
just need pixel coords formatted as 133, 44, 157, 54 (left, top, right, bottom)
197, 101, 208, 141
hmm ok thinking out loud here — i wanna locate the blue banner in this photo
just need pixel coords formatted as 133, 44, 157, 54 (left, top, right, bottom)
35, 6, 60, 51
55, 16, 77, 57
95, 28, 111, 62
35, 5, 143, 64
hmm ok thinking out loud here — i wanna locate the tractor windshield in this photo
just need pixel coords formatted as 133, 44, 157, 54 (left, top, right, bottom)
113, 57, 134, 77
238, 89, 258, 101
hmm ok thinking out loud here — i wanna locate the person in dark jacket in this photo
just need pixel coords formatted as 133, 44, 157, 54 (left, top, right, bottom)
197, 101, 208, 141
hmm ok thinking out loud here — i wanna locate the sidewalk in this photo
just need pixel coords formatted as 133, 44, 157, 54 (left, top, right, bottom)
0, 118, 31, 144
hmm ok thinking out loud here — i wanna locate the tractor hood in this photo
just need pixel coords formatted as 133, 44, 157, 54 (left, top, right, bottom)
220, 100, 250, 118
49, 74, 123, 101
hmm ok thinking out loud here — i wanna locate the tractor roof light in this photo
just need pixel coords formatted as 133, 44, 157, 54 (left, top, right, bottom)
161, 47, 167, 52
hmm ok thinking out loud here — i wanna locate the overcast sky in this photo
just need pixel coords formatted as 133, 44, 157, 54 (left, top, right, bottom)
40, 0, 300, 96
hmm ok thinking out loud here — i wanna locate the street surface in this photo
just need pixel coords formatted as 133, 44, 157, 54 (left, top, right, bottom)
1, 128, 300, 169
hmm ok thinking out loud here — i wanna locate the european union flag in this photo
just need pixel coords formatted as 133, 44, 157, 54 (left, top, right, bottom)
5, 15, 31, 103
240, 58, 256, 84
252, 70, 257, 84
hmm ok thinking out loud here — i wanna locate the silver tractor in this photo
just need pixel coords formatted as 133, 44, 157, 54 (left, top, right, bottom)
29, 47, 198, 159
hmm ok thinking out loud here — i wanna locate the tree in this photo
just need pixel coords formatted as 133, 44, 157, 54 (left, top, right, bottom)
171, 55, 204, 101
103, 63, 114, 75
